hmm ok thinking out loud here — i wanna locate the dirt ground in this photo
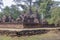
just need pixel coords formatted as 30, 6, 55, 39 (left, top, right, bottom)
0, 30, 60, 40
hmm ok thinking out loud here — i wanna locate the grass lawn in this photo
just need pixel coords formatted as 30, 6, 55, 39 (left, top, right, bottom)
0, 30, 60, 40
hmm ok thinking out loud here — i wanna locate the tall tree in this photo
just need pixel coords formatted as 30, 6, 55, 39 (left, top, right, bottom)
38, 0, 52, 20
47, 7, 60, 26
13, 0, 36, 14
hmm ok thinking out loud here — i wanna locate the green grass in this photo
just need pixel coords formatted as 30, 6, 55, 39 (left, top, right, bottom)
0, 31, 60, 40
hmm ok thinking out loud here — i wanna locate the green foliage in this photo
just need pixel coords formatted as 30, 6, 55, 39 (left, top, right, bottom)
0, 12, 3, 18
3, 6, 11, 16
10, 5, 21, 19
48, 7, 60, 25
38, 0, 52, 19
31, 6, 36, 12
2, 6, 21, 19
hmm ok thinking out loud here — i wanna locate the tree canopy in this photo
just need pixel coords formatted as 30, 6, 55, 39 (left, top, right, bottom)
47, 7, 60, 26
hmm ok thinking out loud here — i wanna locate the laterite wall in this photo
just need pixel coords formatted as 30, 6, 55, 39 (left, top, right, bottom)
0, 23, 24, 29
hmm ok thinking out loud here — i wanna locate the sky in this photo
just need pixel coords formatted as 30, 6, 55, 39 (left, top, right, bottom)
54, 0, 60, 1
3, 0, 15, 7
2, 0, 36, 11
3, 0, 60, 7
0, 0, 59, 11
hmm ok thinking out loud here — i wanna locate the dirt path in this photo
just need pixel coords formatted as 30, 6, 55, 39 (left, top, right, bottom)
0, 28, 60, 31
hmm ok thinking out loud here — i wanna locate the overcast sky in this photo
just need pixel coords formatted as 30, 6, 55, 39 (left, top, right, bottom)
3, 0, 15, 7
3, 0, 60, 7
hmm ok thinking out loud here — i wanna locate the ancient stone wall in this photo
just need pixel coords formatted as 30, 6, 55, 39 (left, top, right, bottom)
0, 23, 23, 29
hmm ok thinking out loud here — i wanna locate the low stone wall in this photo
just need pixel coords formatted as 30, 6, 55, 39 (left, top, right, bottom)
0, 23, 57, 29
23, 23, 41, 28
0, 23, 23, 29
0, 23, 41, 29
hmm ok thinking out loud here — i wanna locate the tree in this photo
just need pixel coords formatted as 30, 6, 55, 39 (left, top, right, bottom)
47, 7, 60, 26
13, 0, 36, 13
0, 12, 3, 18
38, 0, 52, 20
10, 5, 21, 19
2, 5, 21, 19
2, 6, 11, 16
